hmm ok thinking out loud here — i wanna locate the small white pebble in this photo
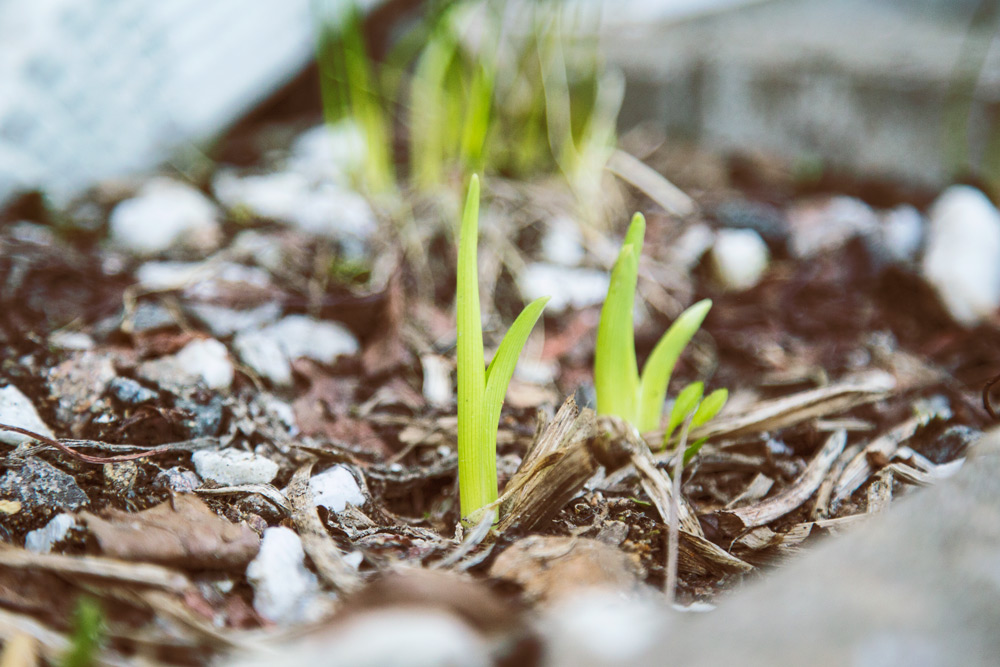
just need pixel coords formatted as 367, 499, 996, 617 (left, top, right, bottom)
711, 228, 770, 291
519, 263, 609, 313
246, 527, 324, 624
420, 355, 452, 408
922, 185, 1000, 326
192, 449, 279, 486
109, 178, 220, 255
25, 513, 76, 553
175, 339, 234, 390
309, 466, 365, 513
0, 385, 55, 446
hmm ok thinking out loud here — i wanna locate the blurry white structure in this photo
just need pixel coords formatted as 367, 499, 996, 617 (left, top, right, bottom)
0, 0, 315, 205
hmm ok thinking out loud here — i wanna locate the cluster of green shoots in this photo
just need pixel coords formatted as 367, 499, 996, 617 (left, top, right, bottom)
314, 0, 620, 201
455, 178, 727, 520
594, 213, 728, 459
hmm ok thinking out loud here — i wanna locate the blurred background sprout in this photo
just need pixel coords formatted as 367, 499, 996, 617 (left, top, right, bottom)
312, 0, 623, 223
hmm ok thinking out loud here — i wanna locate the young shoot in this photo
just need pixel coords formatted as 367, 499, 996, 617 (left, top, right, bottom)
457, 175, 549, 520
594, 212, 716, 433
663, 383, 728, 464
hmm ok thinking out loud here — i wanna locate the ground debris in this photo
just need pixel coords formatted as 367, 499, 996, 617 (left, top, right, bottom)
79, 494, 259, 569
490, 536, 643, 603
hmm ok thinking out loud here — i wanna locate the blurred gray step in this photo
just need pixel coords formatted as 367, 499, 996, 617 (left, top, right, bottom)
605, 0, 1000, 187
0, 0, 316, 206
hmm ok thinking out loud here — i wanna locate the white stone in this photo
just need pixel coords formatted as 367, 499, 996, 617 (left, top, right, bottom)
788, 195, 879, 258
309, 465, 365, 513
174, 339, 234, 390
710, 228, 770, 291
519, 263, 609, 313
25, 513, 76, 553
269, 315, 359, 364
287, 121, 367, 185
188, 302, 283, 338
420, 355, 452, 408
136, 260, 272, 295
246, 527, 324, 625
48, 331, 95, 350
230, 230, 286, 274
922, 186, 1000, 326
135, 261, 208, 291
668, 222, 715, 271
513, 358, 558, 385
109, 178, 220, 255
192, 449, 279, 486
0, 385, 55, 446
233, 328, 293, 386
234, 315, 359, 386
542, 215, 586, 266
880, 204, 924, 263
213, 170, 376, 243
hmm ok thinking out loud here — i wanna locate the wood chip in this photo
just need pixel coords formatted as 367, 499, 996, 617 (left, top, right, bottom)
832, 415, 924, 507
497, 398, 598, 534
593, 417, 753, 574
490, 536, 642, 603
733, 523, 813, 552
811, 443, 861, 520
726, 473, 775, 510
867, 469, 893, 513
195, 484, 290, 515
0, 544, 190, 592
80, 495, 260, 569
716, 430, 847, 534
885, 462, 934, 487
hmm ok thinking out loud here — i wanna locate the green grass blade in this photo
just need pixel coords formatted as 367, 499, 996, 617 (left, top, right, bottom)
481, 296, 550, 493
662, 381, 703, 449
681, 388, 728, 465
637, 299, 712, 432
456, 175, 487, 518
594, 213, 645, 423
691, 388, 728, 429
683, 438, 709, 467
61, 596, 105, 667
411, 22, 459, 188
460, 62, 495, 172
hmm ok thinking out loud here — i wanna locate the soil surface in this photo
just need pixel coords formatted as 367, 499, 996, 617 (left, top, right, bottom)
0, 118, 995, 664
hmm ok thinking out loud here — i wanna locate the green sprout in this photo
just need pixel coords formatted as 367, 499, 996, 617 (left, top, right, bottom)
662, 381, 728, 463
313, 0, 617, 198
61, 596, 105, 667
457, 175, 549, 519
315, 1, 394, 192
594, 212, 719, 433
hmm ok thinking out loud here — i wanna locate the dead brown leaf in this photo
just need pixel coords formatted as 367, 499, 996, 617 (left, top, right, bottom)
79, 495, 259, 569
490, 536, 642, 603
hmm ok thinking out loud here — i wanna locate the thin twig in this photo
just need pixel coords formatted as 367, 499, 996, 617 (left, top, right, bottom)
666, 413, 695, 604
0, 423, 169, 465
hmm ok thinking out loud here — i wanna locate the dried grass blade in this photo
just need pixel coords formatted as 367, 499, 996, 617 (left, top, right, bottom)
716, 429, 848, 534
832, 414, 925, 507
0, 545, 190, 592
